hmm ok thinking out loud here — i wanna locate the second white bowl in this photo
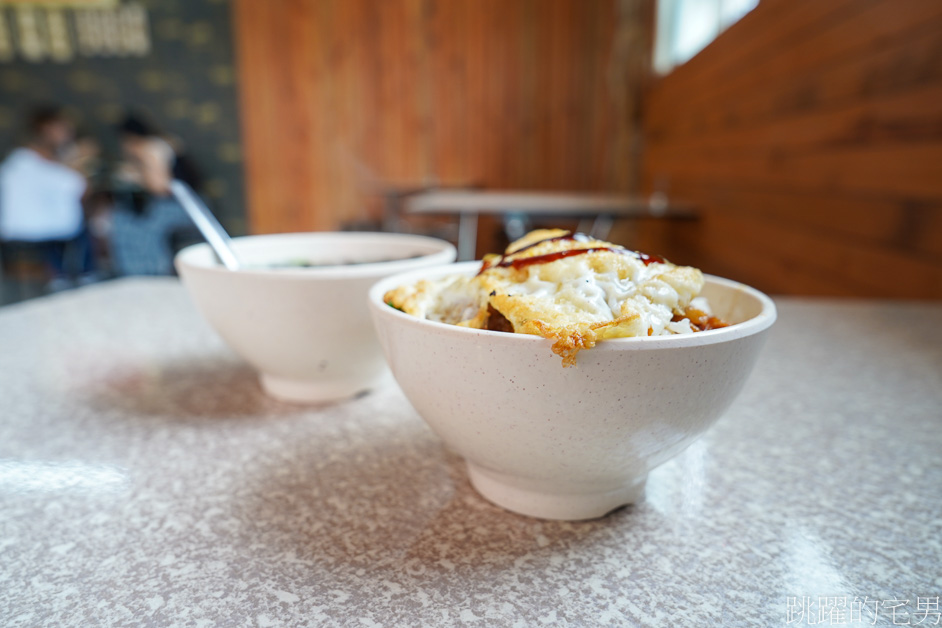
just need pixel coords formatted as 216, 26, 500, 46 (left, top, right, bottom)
176, 232, 456, 403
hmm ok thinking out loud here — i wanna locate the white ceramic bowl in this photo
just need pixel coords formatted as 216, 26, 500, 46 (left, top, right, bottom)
369, 261, 776, 520
175, 232, 455, 403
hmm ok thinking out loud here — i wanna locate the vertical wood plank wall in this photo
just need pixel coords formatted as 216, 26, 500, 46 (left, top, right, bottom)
640, 0, 942, 298
233, 0, 639, 235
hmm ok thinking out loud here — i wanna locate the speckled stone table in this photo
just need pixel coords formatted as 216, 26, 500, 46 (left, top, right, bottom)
1, 279, 940, 627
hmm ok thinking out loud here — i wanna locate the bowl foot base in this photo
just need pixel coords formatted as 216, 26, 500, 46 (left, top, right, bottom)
259, 373, 385, 404
465, 462, 647, 521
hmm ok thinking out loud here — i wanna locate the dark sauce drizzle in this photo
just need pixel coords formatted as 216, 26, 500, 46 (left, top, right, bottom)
505, 232, 590, 256
478, 232, 664, 275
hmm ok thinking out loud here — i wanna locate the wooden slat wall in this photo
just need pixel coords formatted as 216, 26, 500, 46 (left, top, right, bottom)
233, 0, 640, 235
639, 0, 942, 298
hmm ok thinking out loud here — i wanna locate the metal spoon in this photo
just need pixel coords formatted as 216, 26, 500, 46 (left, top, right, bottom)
169, 179, 241, 270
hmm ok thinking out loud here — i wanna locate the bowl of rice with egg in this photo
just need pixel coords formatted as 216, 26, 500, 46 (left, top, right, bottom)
369, 230, 776, 520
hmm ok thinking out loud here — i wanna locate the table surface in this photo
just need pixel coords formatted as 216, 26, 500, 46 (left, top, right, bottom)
1, 279, 940, 627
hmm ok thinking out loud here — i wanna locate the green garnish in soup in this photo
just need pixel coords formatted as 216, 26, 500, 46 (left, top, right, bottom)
256, 254, 422, 269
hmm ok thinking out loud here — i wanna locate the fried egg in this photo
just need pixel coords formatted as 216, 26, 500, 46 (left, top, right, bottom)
384, 229, 719, 366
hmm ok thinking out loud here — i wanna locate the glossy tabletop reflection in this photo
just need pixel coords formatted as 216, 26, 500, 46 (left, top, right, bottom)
1, 279, 940, 627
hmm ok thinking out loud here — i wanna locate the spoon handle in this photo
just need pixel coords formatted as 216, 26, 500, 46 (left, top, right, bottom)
170, 179, 241, 270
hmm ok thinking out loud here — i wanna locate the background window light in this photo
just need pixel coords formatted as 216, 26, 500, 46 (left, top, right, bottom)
654, 0, 759, 74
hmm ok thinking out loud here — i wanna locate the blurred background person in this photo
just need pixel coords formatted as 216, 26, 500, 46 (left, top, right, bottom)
106, 112, 202, 276
0, 105, 98, 291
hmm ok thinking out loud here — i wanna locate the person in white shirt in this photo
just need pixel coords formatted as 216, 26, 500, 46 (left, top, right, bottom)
0, 106, 96, 286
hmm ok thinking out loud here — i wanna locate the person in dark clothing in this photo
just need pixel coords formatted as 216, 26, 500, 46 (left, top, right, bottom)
108, 113, 202, 275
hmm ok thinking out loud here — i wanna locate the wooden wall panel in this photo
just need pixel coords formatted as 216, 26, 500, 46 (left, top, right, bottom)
640, 0, 942, 298
234, 0, 640, 236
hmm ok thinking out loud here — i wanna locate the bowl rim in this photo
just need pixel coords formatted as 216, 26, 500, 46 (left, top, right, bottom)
369, 260, 777, 350
174, 231, 457, 279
